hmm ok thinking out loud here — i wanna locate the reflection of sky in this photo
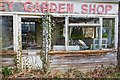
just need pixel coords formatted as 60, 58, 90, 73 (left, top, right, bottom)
102, 28, 109, 33
97, 27, 109, 34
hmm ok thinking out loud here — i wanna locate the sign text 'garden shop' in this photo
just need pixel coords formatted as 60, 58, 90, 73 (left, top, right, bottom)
0, 0, 118, 14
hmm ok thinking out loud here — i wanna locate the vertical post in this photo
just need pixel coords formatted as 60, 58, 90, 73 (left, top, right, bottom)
18, 16, 22, 70
108, 20, 112, 47
115, 16, 118, 49
117, 9, 120, 69
48, 16, 51, 50
65, 16, 69, 51
13, 14, 18, 52
43, 14, 51, 61
42, 14, 51, 73
43, 15, 48, 61
99, 17, 102, 50
15, 15, 22, 70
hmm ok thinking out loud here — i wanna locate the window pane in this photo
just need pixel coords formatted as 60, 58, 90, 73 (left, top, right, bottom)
21, 18, 42, 50
2, 16, 13, 50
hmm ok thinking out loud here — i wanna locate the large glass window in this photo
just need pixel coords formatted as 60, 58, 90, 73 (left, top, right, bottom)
68, 17, 100, 50
50, 17, 115, 50
102, 18, 115, 48
21, 18, 42, 50
2, 16, 13, 50
50, 17, 65, 50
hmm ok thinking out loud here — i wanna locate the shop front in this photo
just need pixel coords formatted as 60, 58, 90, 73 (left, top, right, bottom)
1, 0, 119, 53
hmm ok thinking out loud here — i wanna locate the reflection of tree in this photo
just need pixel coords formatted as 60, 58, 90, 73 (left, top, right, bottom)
26, 31, 36, 43
2, 16, 13, 48
103, 19, 114, 39
71, 27, 83, 40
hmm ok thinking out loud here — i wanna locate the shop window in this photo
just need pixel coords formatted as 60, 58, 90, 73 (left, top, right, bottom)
2, 16, 13, 50
51, 17, 65, 46
95, 18, 115, 48
21, 18, 42, 50
68, 17, 99, 50
50, 17, 66, 50
103, 18, 115, 48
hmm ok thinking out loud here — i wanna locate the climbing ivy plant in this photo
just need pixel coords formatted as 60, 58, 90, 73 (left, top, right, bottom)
16, 29, 22, 71
42, 13, 52, 73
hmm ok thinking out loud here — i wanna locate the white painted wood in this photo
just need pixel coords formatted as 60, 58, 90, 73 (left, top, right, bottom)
20, 16, 41, 18
0, 12, 118, 17
18, 16, 22, 49
22, 50, 41, 53
99, 17, 103, 49
48, 16, 52, 50
68, 23, 100, 27
13, 14, 16, 51
18, 16, 23, 69
11, 0, 120, 2
22, 53, 43, 69
2, 1, 119, 14
115, 16, 118, 49
0, 14, 13, 16
92, 38, 108, 50
13, 14, 19, 52
53, 45, 65, 50
65, 16, 69, 51
53, 45, 79, 51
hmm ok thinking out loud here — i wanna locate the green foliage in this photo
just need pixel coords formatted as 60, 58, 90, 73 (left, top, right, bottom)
71, 27, 84, 40
102, 33, 108, 38
2, 67, 13, 77
13, 55, 21, 74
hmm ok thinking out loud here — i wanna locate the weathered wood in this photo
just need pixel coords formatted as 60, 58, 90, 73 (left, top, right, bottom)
0, 50, 16, 56
49, 50, 113, 56
0, 50, 16, 68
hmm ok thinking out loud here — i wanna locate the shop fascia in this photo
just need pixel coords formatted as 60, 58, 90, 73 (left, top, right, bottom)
0, 0, 117, 15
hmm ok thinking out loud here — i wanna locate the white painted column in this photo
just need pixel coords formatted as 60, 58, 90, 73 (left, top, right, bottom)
13, 14, 18, 52
65, 16, 69, 51
99, 17, 103, 50
48, 16, 51, 50
115, 16, 118, 49
18, 16, 22, 50
13, 14, 22, 69
13, 14, 16, 51
16, 15, 22, 70
42, 15, 49, 61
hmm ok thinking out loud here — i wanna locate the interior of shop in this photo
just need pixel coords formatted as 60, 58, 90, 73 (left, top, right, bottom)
1, 16, 115, 51
51, 17, 115, 50
21, 18, 43, 50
